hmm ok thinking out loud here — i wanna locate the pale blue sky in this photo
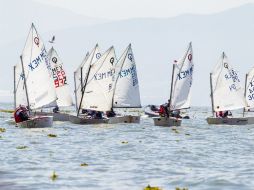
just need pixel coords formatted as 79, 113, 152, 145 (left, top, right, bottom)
34, 0, 254, 19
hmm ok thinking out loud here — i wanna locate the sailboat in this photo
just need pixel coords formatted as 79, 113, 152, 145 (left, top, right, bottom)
70, 44, 107, 124
34, 47, 73, 121
206, 52, 250, 125
111, 44, 141, 123
14, 23, 57, 128
153, 42, 193, 126
244, 67, 254, 115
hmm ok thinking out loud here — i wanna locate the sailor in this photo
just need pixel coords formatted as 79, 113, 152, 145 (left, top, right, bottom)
53, 105, 59, 113
14, 105, 30, 123
106, 108, 116, 117
170, 109, 182, 118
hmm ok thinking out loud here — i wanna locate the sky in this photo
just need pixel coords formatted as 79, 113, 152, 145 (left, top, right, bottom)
1, 0, 254, 106
34, 0, 254, 19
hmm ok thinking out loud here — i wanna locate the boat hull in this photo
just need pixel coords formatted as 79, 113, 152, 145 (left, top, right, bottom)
206, 117, 249, 125
32, 112, 70, 121
69, 115, 140, 125
17, 116, 53, 128
153, 117, 182, 127
69, 115, 109, 124
108, 115, 140, 124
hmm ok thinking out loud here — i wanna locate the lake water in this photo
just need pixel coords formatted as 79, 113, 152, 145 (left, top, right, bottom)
1, 103, 254, 190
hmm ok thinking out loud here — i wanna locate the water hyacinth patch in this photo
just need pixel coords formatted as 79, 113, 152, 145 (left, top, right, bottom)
80, 163, 88, 167
16, 146, 28, 149
0, 128, 6, 132
47, 134, 57, 137
50, 171, 58, 181
143, 185, 162, 190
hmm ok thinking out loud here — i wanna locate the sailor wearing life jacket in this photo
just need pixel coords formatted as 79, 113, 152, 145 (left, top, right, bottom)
14, 105, 30, 123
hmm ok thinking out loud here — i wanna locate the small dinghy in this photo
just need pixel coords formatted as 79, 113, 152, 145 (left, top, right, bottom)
206, 52, 251, 125
153, 42, 194, 127
13, 23, 57, 128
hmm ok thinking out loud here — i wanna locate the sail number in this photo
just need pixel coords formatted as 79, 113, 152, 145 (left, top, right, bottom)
248, 81, 254, 100
119, 65, 138, 86
28, 47, 49, 71
177, 66, 193, 80
52, 65, 67, 88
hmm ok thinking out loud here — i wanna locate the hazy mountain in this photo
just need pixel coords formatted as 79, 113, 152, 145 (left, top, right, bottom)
1, 3, 254, 107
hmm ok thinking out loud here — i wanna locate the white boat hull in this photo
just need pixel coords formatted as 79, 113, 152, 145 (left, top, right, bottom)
107, 115, 140, 124
69, 115, 109, 124
153, 117, 182, 127
33, 112, 70, 121
17, 116, 53, 128
69, 115, 140, 125
206, 117, 249, 125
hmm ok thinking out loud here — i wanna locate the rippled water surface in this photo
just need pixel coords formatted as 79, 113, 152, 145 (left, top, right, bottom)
1, 104, 254, 190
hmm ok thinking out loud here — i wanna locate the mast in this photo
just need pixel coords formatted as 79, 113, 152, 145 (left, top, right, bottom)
73, 71, 78, 112
210, 73, 215, 116
243, 73, 248, 117
169, 63, 176, 114
13, 66, 16, 109
20, 55, 30, 113
77, 65, 92, 116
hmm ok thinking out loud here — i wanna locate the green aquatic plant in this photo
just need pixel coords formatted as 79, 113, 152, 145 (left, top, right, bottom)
175, 187, 188, 190
0, 128, 6, 133
121, 141, 128, 144
16, 146, 28, 149
0, 109, 14, 113
143, 185, 162, 190
80, 163, 88, 167
185, 133, 190, 136
50, 171, 58, 181
47, 134, 57, 137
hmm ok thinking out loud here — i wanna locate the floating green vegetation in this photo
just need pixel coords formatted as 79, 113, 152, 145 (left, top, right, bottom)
47, 134, 57, 138
172, 128, 179, 133
50, 171, 58, 181
0, 128, 6, 133
121, 141, 128, 144
0, 109, 14, 113
80, 163, 88, 167
16, 146, 28, 149
175, 187, 188, 190
143, 185, 162, 190
185, 133, 190, 136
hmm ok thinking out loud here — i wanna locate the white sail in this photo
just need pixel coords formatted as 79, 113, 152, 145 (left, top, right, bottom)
14, 62, 27, 107
20, 23, 57, 110
74, 52, 89, 111
245, 67, 254, 108
212, 52, 247, 111
81, 47, 116, 112
113, 44, 141, 108
171, 42, 194, 110
75, 44, 101, 111
48, 47, 73, 107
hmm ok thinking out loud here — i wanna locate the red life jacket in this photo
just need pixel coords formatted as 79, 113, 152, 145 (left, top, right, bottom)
14, 106, 29, 123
